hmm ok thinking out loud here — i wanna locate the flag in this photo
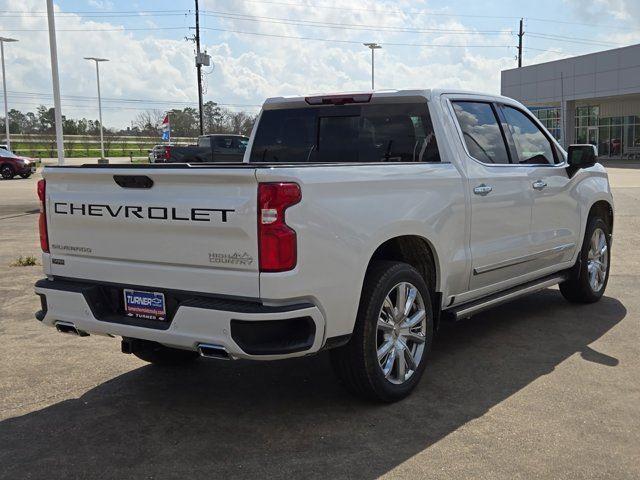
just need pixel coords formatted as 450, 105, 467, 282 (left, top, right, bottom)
161, 115, 170, 141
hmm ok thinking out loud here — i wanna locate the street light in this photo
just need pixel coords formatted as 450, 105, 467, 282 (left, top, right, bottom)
46, 0, 64, 164
0, 36, 18, 151
84, 57, 109, 159
363, 43, 382, 90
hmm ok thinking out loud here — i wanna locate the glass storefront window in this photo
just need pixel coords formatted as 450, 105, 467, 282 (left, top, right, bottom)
577, 127, 588, 144
531, 106, 562, 141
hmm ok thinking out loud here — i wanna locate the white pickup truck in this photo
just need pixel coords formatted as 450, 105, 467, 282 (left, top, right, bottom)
34, 90, 614, 402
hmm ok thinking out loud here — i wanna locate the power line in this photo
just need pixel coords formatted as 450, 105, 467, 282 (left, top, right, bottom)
200, 10, 512, 35
6, 100, 260, 111
211, 0, 640, 31
0, 9, 188, 15
0, 23, 516, 48
3, 1, 640, 32
201, 26, 515, 48
1, 26, 188, 32
211, 0, 521, 20
527, 32, 623, 47
6, 91, 261, 107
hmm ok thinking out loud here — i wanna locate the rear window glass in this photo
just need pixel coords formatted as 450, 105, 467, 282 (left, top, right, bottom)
249, 103, 440, 163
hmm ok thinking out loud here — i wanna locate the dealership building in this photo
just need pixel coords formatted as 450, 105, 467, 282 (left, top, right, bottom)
501, 43, 640, 159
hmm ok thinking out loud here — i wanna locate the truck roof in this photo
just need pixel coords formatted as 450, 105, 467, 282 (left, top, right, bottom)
262, 89, 517, 110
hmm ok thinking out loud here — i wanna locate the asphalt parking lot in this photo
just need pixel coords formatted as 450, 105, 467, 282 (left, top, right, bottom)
0, 165, 638, 479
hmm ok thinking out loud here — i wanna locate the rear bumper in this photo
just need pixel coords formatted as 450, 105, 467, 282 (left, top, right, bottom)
34, 278, 326, 360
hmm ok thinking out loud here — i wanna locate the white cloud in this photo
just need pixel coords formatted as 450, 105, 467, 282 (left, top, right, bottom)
0, 0, 578, 128
88, 0, 114, 11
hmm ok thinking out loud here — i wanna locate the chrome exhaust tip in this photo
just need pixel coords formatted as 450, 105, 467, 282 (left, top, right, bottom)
55, 321, 89, 337
197, 343, 230, 360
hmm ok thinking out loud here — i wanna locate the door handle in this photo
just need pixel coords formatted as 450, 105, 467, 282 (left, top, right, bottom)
473, 184, 493, 196
532, 180, 547, 190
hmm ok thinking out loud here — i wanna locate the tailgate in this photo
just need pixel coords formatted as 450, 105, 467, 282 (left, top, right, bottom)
43, 167, 259, 297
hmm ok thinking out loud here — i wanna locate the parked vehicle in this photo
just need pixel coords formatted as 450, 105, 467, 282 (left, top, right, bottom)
148, 144, 171, 163
1, 149, 37, 179
155, 134, 249, 163
34, 90, 613, 402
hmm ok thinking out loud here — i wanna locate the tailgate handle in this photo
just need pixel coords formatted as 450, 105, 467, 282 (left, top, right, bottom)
113, 175, 154, 189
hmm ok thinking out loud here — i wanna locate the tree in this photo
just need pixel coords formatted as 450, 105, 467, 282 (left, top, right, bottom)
25, 112, 38, 133
203, 101, 224, 133
64, 138, 76, 157
102, 130, 115, 157
133, 109, 164, 136
167, 108, 198, 136
63, 117, 78, 135
76, 118, 88, 135
8, 109, 27, 134
228, 111, 255, 136
36, 105, 56, 132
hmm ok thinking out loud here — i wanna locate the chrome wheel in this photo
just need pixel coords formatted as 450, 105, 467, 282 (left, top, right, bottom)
376, 282, 427, 385
587, 227, 608, 292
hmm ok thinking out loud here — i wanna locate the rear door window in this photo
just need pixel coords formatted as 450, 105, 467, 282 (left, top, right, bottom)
452, 101, 510, 164
249, 103, 440, 163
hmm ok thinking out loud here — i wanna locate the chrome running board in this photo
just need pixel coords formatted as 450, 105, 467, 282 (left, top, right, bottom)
446, 273, 568, 321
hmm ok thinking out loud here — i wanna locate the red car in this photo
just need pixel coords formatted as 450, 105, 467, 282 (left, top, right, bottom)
0, 148, 37, 180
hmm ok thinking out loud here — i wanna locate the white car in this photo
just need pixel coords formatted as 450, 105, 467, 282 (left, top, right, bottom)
34, 90, 613, 402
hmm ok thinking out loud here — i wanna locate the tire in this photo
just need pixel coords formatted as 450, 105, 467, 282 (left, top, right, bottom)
330, 261, 434, 402
1, 165, 14, 180
560, 216, 611, 303
133, 341, 200, 366
20, 173, 31, 179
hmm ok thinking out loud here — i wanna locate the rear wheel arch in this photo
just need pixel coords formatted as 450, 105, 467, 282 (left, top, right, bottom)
368, 235, 439, 288
364, 235, 441, 327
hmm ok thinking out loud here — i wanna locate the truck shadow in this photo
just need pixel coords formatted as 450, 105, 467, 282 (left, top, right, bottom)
0, 290, 626, 479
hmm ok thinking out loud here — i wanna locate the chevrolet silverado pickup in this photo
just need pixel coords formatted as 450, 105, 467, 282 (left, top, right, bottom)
34, 90, 614, 402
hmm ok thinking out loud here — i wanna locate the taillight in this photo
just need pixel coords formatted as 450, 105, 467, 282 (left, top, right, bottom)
258, 182, 301, 272
37, 179, 49, 252
305, 93, 372, 105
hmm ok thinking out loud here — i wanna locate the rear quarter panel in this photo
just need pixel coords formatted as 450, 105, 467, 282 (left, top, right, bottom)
256, 163, 467, 339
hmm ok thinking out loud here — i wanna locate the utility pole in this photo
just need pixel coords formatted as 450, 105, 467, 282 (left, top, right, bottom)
517, 18, 524, 68
195, 0, 204, 135
46, 0, 64, 164
363, 43, 382, 90
84, 57, 109, 159
0, 36, 18, 151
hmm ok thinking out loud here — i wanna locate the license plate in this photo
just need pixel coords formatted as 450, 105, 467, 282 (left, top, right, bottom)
123, 289, 166, 321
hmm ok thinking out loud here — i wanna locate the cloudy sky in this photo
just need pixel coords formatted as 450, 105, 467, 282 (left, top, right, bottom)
1, 0, 639, 128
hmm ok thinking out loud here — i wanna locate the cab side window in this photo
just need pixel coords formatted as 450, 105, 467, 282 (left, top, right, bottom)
452, 101, 510, 164
501, 106, 556, 165
214, 137, 234, 150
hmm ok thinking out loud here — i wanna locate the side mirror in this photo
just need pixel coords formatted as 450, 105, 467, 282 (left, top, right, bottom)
567, 144, 597, 169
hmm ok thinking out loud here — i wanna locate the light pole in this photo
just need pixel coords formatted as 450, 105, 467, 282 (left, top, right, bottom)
46, 0, 64, 164
363, 43, 381, 90
0, 37, 18, 151
84, 57, 109, 159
